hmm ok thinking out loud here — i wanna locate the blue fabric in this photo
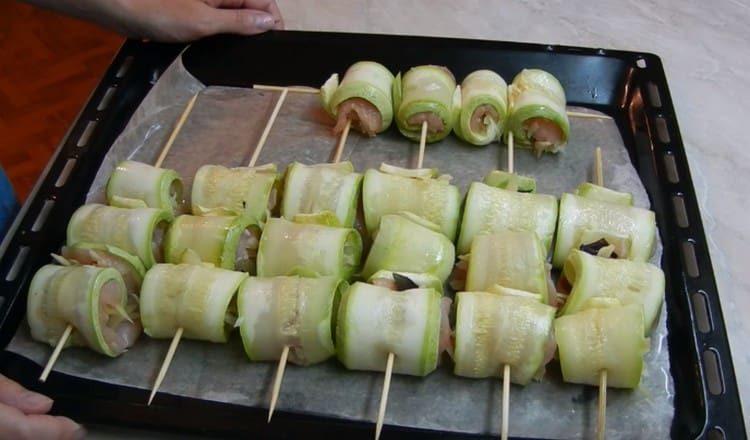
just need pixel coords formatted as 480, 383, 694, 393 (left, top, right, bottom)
0, 166, 19, 239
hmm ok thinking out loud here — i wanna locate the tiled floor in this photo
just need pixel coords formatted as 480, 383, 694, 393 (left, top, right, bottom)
0, 1, 123, 201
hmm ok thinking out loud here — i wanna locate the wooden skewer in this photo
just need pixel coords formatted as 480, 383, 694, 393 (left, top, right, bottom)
155, 93, 199, 168
416, 121, 428, 169
507, 132, 515, 175
594, 147, 604, 186
567, 111, 612, 120
332, 119, 352, 164
39, 325, 73, 382
253, 84, 319, 94
375, 352, 395, 440
267, 345, 290, 422
501, 364, 511, 440
148, 327, 183, 405
248, 87, 289, 168
597, 369, 607, 440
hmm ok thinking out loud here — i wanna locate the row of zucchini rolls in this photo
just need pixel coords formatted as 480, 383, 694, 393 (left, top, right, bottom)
321, 61, 570, 154
28, 61, 663, 405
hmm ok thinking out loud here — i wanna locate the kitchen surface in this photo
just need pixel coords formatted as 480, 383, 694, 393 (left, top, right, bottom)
1, 0, 747, 437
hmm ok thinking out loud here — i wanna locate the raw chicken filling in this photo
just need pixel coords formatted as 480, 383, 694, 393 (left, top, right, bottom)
235, 226, 261, 273
407, 112, 445, 134
169, 179, 184, 213
61, 246, 142, 295
98, 279, 140, 355
151, 220, 168, 263
470, 105, 499, 134
334, 98, 382, 137
523, 117, 564, 152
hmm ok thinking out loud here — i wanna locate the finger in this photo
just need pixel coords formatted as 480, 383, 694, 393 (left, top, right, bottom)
0, 403, 84, 440
204, 0, 284, 28
0, 375, 52, 415
203, 8, 277, 36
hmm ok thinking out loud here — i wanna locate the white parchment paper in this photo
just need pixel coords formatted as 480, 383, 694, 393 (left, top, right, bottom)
8, 55, 674, 439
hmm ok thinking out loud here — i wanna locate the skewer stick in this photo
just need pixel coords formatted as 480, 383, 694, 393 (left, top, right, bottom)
567, 111, 612, 120
507, 132, 514, 175
332, 119, 352, 164
253, 84, 319, 94
597, 369, 607, 440
501, 364, 511, 440
267, 345, 290, 422
39, 324, 72, 382
148, 327, 183, 405
416, 121, 428, 169
375, 352, 395, 440
594, 147, 603, 186
248, 87, 289, 168
155, 94, 199, 168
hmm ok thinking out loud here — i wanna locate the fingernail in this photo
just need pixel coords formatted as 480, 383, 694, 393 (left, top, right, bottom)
258, 14, 275, 30
22, 391, 52, 408
73, 425, 87, 440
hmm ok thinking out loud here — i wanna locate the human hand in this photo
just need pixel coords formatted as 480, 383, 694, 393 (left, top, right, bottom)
0, 375, 84, 439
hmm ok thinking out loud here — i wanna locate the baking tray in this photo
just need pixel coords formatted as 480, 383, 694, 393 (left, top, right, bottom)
0, 31, 744, 439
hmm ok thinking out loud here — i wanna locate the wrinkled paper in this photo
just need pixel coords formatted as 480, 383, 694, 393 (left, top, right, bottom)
8, 55, 674, 439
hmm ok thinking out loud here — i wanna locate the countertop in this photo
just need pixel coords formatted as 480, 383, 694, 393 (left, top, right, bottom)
88, 0, 749, 436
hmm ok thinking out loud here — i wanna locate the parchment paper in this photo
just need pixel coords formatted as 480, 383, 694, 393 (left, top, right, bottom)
8, 55, 674, 439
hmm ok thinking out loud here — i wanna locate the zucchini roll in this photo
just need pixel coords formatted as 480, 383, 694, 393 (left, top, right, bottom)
368, 270, 444, 295
507, 69, 570, 155
256, 217, 362, 280
362, 164, 461, 240
281, 162, 362, 227
454, 291, 555, 384
191, 164, 279, 223
559, 250, 665, 333
552, 193, 656, 268
140, 264, 247, 342
61, 242, 146, 295
393, 65, 461, 143
336, 282, 442, 376
483, 170, 536, 193
106, 160, 184, 217
27, 265, 140, 357
574, 182, 634, 206
454, 70, 508, 146
457, 182, 558, 255
164, 215, 261, 272
362, 213, 455, 283
555, 303, 649, 388
320, 61, 395, 136
237, 276, 346, 365
67, 204, 171, 269
464, 231, 550, 301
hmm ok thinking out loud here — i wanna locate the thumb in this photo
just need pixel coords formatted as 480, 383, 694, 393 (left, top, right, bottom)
206, 9, 276, 36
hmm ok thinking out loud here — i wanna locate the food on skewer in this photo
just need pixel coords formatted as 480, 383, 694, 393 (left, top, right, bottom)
454, 70, 508, 146
507, 69, 570, 155
456, 181, 558, 255
140, 264, 247, 342
393, 65, 461, 143
336, 282, 443, 376
551, 192, 656, 268
456, 231, 553, 304
555, 302, 649, 388
558, 249, 665, 333
320, 61, 395, 136
28, 265, 140, 357
362, 163, 461, 240
281, 161, 362, 227
67, 204, 171, 269
453, 290, 555, 384
106, 160, 185, 217
574, 182, 633, 206
164, 214, 261, 272
256, 217, 362, 280
191, 163, 279, 223
60, 242, 147, 295
483, 170, 536, 192
237, 275, 346, 365
368, 270, 444, 294
361, 213, 455, 283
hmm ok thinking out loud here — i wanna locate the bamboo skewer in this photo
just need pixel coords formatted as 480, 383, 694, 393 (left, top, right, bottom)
375, 352, 395, 440
267, 345, 290, 422
507, 132, 515, 175
416, 121, 428, 169
39, 325, 72, 382
566, 110, 613, 120
501, 364, 511, 440
594, 146, 604, 187
597, 369, 607, 440
155, 94, 199, 168
249, 87, 289, 167
148, 327, 183, 406
332, 119, 352, 164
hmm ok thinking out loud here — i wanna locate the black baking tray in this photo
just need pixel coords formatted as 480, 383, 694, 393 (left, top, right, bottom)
0, 31, 744, 439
